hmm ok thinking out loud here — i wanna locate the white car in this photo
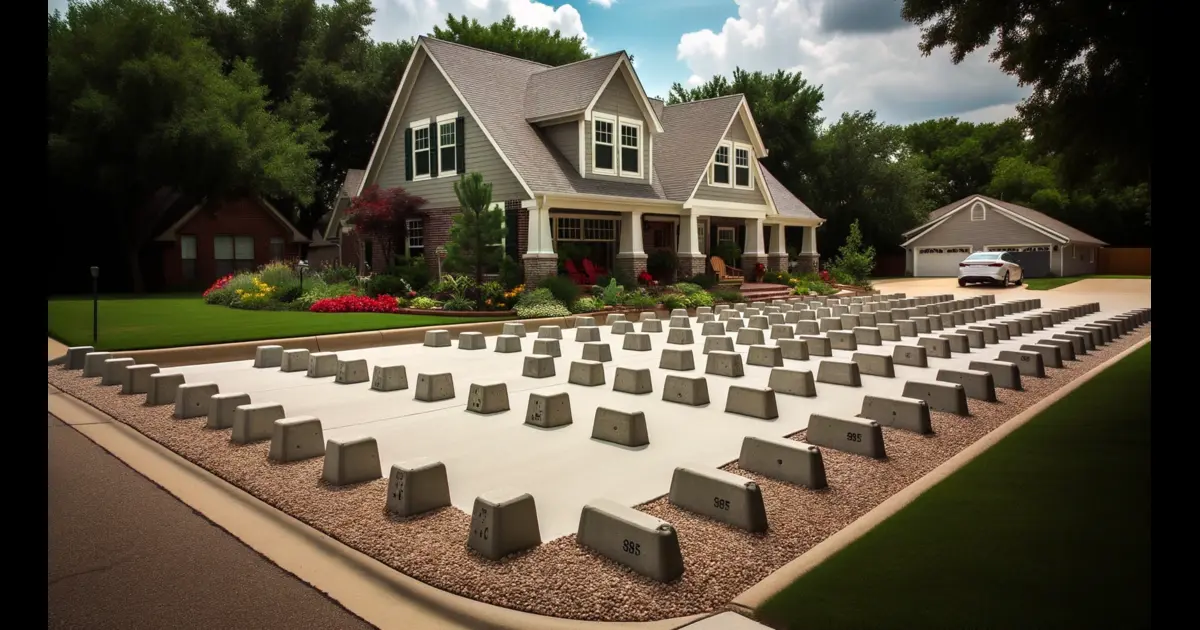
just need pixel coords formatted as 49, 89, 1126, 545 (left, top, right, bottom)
958, 251, 1024, 287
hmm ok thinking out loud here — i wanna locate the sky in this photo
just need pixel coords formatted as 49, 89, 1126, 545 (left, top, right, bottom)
48, 0, 1030, 126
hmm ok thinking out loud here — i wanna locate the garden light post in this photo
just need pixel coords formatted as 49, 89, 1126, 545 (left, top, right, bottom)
298, 259, 309, 291
90, 266, 99, 344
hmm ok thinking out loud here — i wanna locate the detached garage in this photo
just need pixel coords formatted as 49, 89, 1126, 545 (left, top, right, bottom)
902, 195, 1107, 278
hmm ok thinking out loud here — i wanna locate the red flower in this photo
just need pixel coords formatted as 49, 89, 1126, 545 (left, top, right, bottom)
203, 274, 234, 297
310, 294, 400, 314
819, 270, 832, 282
755, 263, 766, 272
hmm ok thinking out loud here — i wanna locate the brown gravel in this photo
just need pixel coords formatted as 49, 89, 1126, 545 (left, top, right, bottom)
47, 324, 1150, 622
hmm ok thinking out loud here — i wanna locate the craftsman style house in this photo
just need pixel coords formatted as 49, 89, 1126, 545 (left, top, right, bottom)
324, 37, 823, 284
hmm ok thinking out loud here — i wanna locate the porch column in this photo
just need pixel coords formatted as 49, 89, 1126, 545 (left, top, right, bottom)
677, 211, 706, 278
794, 224, 821, 275
742, 216, 768, 280
522, 198, 558, 285
767, 223, 787, 272
615, 210, 648, 280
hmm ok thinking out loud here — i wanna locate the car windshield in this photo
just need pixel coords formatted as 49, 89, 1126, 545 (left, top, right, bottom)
965, 253, 1001, 261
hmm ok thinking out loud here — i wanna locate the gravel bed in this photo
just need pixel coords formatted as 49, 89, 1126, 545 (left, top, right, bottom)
47, 325, 1150, 622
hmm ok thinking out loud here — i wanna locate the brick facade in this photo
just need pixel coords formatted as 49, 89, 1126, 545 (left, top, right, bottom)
767, 253, 788, 272
791, 253, 820, 275
677, 254, 707, 278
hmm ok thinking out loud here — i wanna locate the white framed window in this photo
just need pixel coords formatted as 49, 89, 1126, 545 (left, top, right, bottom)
592, 113, 616, 175
733, 144, 753, 189
269, 237, 285, 261
406, 218, 424, 255
554, 216, 617, 242
716, 226, 736, 245
619, 119, 642, 177
180, 235, 197, 281
410, 119, 431, 180
970, 201, 986, 221
710, 141, 731, 187
437, 112, 458, 176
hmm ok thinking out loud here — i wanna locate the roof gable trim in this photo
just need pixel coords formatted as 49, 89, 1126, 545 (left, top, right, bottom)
901, 196, 1069, 247
156, 197, 309, 243
682, 97, 750, 202
583, 56, 665, 134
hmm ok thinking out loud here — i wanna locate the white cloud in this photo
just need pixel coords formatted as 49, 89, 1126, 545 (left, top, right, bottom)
675, 0, 1030, 124
589, 0, 615, 8
371, 0, 589, 47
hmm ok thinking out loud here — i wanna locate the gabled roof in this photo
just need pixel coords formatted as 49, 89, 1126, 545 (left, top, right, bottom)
154, 196, 309, 243
759, 165, 821, 221
524, 53, 623, 122
339, 169, 365, 199
655, 94, 744, 201
902, 194, 1107, 246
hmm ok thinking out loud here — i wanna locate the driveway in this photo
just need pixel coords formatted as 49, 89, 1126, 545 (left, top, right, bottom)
872, 277, 1151, 312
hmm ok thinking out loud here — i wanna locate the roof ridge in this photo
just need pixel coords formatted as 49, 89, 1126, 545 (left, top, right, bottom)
662, 93, 745, 108
530, 50, 624, 75
420, 35, 553, 69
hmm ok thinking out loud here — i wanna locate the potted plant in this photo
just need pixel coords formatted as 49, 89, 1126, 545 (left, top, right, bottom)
754, 262, 766, 282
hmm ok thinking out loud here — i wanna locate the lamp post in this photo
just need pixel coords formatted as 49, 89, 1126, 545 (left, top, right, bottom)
297, 259, 309, 291
90, 266, 99, 344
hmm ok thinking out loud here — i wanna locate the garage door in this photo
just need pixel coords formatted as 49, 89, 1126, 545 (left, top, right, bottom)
987, 245, 1052, 278
914, 246, 972, 277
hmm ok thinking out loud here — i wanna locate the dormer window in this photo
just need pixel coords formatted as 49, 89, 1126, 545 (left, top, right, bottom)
593, 113, 616, 175
620, 120, 641, 177
710, 141, 731, 186
412, 124, 431, 180
734, 145, 752, 189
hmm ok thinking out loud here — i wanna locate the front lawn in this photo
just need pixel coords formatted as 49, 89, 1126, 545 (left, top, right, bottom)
758, 342, 1151, 629
48, 295, 509, 350
1024, 274, 1150, 290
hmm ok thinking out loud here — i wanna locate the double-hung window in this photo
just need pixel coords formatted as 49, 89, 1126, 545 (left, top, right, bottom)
406, 218, 424, 257
592, 113, 616, 175
733, 145, 752, 189
180, 235, 197, 281
619, 120, 641, 177
437, 113, 457, 176
215, 235, 254, 276
411, 122, 431, 180
710, 142, 731, 186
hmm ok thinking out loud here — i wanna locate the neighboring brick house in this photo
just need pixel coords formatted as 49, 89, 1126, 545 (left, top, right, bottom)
322, 37, 823, 284
153, 194, 309, 288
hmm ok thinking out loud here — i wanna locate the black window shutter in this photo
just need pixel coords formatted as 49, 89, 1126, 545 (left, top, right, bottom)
404, 128, 413, 181
505, 206, 519, 260
428, 121, 439, 175
456, 117, 466, 174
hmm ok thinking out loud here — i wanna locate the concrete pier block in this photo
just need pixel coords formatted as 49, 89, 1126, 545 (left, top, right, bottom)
371, 364, 409, 391
878, 323, 901, 342
667, 328, 695, 345
662, 374, 710, 406
725, 318, 746, 332
960, 328, 986, 349
859, 313, 878, 327
65, 346, 95, 370
577, 499, 685, 583
669, 466, 768, 533
819, 317, 842, 332
853, 327, 882, 346
414, 372, 455, 401
840, 314, 862, 329
1053, 333, 1087, 356
575, 326, 602, 343
739, 436, 827, 489
670, 315, 692, 329
670, 308, 689, 319
582, 343, 612, 362
537, 325, 563, 340
1073, 328, 1102, 349
424, 329, 451, 347
321, 437, 382, 486
963, 310, 979, 324
231, 402, 285, 444
701, 321, 726, 336
254, 345, 284, 368
207, 392, 251, 429
613, 367, 653, 394
896, 320, 918, 337
859, 395, 931, 434
892, 344, 928, 368
937, 369, 996, 402
82, 351, 113, 377
770, 324, 794, 340
1079, 324, 1110, 345
1040, 338, 1077, 361
101, 358, 135, 386
828, 330, 858, 351
1037, 313, 1054, 328
622, 333, 653, 352
532, 338, 562, 357
797, 309, 818, 320
748, 315, 770, 330
123, 364, 160, 395
574, 316, 597, 328
1026, 316, 1044, 331
747, 345, 784, 368
736, 328, 766, 346
569, 360, 607, 386
719, 310, 738, 322
307, 352, 338, 378
875, 310, 893, 324
801, 335, 832, 357
659, 348, 696, 372
705, 351, 745, 377
641, 319, 664, 333
795, 320, 820, 336
611, 320, 635, 335
1021, 343, 1063, 368
503, 322, 528, 337
852, 353, 896, 378
767, 313, 785, 327
702, 336, 735, 355
987, 323, 1011, 341
389, 458, 452, 518
335, 359, 370, 384
777, 338, 810, 361
465, 382, 511, 416
768, 368, 816, 397
817, 359, 862, 387
269, 416, 325, 462
744, 308, 761, 318
147, 373, 186, 406
174, 382, 219, 419
522, 355, 556, 378
902, 380, 969, 415
592, 407, 650, 447
806, 414, 886, 459
939, 313, 955, 328
968, 360, 1022, 390
952, 311, 967, 326
1015, 318, 1034, 335
968, 326, 999, 345
696, 306, 713, 316
525, 392, 573, 428
940, 333, 971, 354
458, 332, 487, 350
911, 317, 931, 334
997, 350, 1046, 377
831, 305, 849, 316
281, 349, 310, 372
725, 386, 779, 419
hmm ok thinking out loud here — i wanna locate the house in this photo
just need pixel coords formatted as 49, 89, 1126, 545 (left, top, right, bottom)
901, 195, 1108, 278
153, 193, 309, 288
322, 36, 823, 283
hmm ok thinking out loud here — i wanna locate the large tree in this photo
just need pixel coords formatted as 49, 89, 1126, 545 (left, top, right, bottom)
432, 14, 591, 67
901, 0, 1150, 188
445, 173, 505, 307
48, 0, 327, 291
903, 117, 1028, 206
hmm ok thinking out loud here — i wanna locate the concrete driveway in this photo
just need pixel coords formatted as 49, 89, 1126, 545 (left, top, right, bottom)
873, 277, 1151, 312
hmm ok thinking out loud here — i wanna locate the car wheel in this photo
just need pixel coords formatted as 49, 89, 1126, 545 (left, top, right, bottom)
1014, 276, 1023, 286
958, 278, 968, 287
1002, 271, 1010, 287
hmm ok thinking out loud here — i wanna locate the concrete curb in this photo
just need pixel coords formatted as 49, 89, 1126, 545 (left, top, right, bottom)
46, 385, 706, 630
729, 333, 1152, 618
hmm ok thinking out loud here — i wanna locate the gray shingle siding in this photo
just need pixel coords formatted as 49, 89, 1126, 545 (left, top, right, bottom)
1062, 244, 1100, 276
377, 58, 527, 206
694, 116, 767, 205
543, 121, 581, 175
584, 75, 651, 184
907, 204, 1055, 251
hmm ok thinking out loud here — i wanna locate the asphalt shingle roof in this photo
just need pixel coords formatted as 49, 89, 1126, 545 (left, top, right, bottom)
905, 194, 1106, 246
524, 53, 623, 121
760, 165, 820, 221
654, 94, 744, 201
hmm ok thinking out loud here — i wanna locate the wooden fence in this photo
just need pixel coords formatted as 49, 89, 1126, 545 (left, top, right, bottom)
1098, 248, 1151, 275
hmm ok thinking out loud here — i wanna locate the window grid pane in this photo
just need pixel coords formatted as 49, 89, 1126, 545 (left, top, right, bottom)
406, 218, 424, 248
620, 125, 638, 148
595, 121, 613, 145
621, 148, 639, 173
717, 227, 735, 244
557, 217, 582, 240
713, 164, 730, 184
735, 148, 749, 167
583, 219, 615, 240
439, 122, 456, 173
414, 127, 429, 150
715, 146, 729, 165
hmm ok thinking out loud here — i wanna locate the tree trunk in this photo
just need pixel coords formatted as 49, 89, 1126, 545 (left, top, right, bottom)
127, 244, 146, 294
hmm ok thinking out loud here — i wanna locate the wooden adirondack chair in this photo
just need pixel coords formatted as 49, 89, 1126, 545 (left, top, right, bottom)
710, 256, 744, 285
563, 259, 591, 285
582, 258, 608, 282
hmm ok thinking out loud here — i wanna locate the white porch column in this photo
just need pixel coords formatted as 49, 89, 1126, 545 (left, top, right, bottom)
803, 224, 818, 254
616, 210, 648, 279
522, 198, 557, 284
794, 223, 820, 275
677, 211, 706, 278
767, 223, 787, 272
742, 216, 767, 280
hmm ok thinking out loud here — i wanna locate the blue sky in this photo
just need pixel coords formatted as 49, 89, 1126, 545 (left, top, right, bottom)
48, 0, 1029, 125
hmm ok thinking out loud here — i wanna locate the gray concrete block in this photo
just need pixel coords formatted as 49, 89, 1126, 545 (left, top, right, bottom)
1040, 338, 1077, 361
801, 335, 832, 357
776, 338, 810, 361
668, 466, 768, 533
581, 342, 612, 363
748, 315, 770, 330
859, 395, 932, 434
736, 328, 766, 346
537, 325, 563, 340
897, 319, 918, 338
123, 364, 160, 395
667, 328, 695, 345
662, 374, 709, 406
269, 416, 325, 462
701, 321, 726, 336
64, 345, 95, 370
859, 312, 878, 327
968, 360, 1022, 390
102, 357, 135, 386
606, 313, 627, 325
1027, 316, 1044, 331
1082, 323, 1113, 343
575, 326, 602, 342
940, 333, 971, 354
467, 382, 511, 414
424, 330, 451, 347
569, 360, 607, 386
254, 345, 284, 368
621, 333, 652, 352
336, 359, 370, 384
936, 369, 996, 402
817, 359, 862, 387
875, 310, 893, 324
725, 385, 779, 419
611, 320, 635, 335
659, 348, 696, 372
207, 392, 251, 430
1021, 343, 1063, 368
503, 322, 528, 337
414, 372, 455, 401
174, 382, 219, 419
467, 488, 542, 560
827, 330, 857, 351
902, 380, 970, 415
670, 315, 692, 329
321, 437, 382, 486
968, 326, 999, 345
371, 364, 409, 391
1015, 318, 1034, 335
232, 402, 285, 444
797, 309, 818, 320
388, 457, 453, 517
747, 345, 784, 368
852, 353, 896, 378
819, 317, 842, 332
458, 331, 487, 350
1037, 313, 1054, 329
696, 306, 713, 316
613, 367, 653, 394
952, 311, 967, 326
147, 373, 185, 406
592, 407, 650, 447
853, 327, 883, 346
281, 349, 310, 372
997, 350, 1046, 377
641, 319, 664, 333
522, 354, 556, 378
702, 336, 735, 355
911, 316, 931, 334
768, 368, 816, 397
719, 310, 738, 322
725, 318, 745, 332
705, 350, 745, 377
533, 338, 563, 357
987, 323, 1011, 341
1053, 333, 1088, 356
307, 352, 338, 378
960, 328, 986, 349
831, 305, 849, 316
795, 320, 820, 335
892, 344, 928, 368
767, 313, 786, 326
738, 436, 827, 489
574, 316, 597, 328
671, 308, 690, 319
770, 324, 794, 340
939, 313, 955, 328
577, 499, 685, 583
82, 351, 113, 377
525, 392, 573, 428
1074, 327, 1103, 348
878, 323, 901, 342
806, 414, 886, 458
840, 314, 862, 329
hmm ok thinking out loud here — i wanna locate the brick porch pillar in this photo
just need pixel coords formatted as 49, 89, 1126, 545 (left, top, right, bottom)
677, 211, 707, 278
791, 225, 820, 274
615, 210, 647, 280
522, 200, 558, 285
742, 216, 768, 280
767, 223, 787, 272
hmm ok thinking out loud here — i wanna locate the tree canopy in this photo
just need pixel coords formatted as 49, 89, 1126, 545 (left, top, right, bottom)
432, 14, 591, 67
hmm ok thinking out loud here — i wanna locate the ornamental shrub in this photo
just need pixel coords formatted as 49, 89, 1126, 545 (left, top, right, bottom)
295, 282, 355, 310
515, 300, 571, 318
570, 296, 603, 313
672, 282, 705, 295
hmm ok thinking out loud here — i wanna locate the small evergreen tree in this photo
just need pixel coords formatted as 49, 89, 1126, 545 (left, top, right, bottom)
831, 219, 877, 286
446, 173, 505, 307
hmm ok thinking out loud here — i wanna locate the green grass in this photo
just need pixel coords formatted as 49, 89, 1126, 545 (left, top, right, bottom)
48, 296, 511, 350
758, 343, 1151, 630
1024, 274, 1151, 290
